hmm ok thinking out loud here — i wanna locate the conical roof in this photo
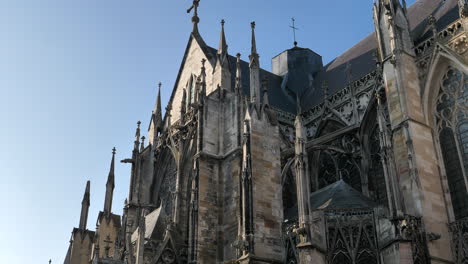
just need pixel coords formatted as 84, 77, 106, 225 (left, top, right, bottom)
310, 180, 376, 210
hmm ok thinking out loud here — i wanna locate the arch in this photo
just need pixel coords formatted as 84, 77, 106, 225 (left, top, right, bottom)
315, 118, 346, 139
151, 146, 178, 217
359, 90, 389, 206
427, 62, 468, 221
423, 44, 468, 127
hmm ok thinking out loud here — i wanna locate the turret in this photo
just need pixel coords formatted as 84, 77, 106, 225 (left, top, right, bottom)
249, 22, 261, 109
103, 148, 116, 215
79, 181, 91, 230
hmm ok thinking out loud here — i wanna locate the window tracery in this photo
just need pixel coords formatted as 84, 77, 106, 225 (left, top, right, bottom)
434, 66, 468, 220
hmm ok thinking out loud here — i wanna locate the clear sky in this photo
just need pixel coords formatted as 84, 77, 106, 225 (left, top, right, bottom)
0, 0, 416, 263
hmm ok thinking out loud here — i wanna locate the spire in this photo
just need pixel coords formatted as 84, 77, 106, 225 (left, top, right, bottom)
154, 82, 162, 124
200, 58, 207, 98
104, 148, 116, 214
134, 121, 141, 151
249, 22, 261, 108
235, 53, 242, 94
218, 19, 228, 57
262, 78, 269, 106
250, 22, 258, 56
79, 181, 91, 230
151, 83, 163, 146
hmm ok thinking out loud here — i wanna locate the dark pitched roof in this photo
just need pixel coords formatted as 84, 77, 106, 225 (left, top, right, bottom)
303, 0, 459, 110
310, 180, 377, 210
205, 46, 296, 113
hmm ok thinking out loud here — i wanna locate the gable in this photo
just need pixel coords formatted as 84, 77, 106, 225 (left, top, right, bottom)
167, 34, 215, 123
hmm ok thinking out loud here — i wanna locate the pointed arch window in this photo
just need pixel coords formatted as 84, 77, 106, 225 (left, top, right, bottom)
434, 67, 468, 220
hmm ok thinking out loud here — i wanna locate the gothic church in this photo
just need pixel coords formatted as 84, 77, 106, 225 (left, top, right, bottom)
63, 0, 468, 263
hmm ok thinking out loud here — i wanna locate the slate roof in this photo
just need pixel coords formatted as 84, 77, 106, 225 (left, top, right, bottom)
309, 180, 377, 210
204, 46, 296, 113
303, 0, 459, 110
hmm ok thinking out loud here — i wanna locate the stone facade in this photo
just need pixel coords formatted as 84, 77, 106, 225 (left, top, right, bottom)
63, 0, 468, 263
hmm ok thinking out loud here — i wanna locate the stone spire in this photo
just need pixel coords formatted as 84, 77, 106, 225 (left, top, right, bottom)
154, 83, 162, 126
134, 121, 141, 151
150, 83, 163, 146
235, 53, 242, 94
249, 22, 261, 109
213, 19, 231, 92
79, 181, 91, 230
103, 148, 116, 215
200, 58, 207, 97
218, 19, 228, 59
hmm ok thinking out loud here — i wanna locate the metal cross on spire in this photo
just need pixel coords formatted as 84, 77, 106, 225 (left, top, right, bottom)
187, 0, 201, 33
290, 17, 299, 47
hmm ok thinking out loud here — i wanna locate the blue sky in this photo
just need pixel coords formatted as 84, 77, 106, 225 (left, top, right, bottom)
0, 0, 416, 263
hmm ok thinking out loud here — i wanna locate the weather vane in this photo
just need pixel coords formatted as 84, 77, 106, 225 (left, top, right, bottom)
290, 18, 299, 47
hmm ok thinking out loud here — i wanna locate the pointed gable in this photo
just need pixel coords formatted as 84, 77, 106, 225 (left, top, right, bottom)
164, 33, 216, 124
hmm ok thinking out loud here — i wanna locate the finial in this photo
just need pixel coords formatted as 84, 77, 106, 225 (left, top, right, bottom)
49, 259, 52, 264
221, 19, 225, 27
187, 0, 201, 33
112, 147, 116, 155
201, 58, 206, 67
137, 121, 141, 128
158, 82, 162, 90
